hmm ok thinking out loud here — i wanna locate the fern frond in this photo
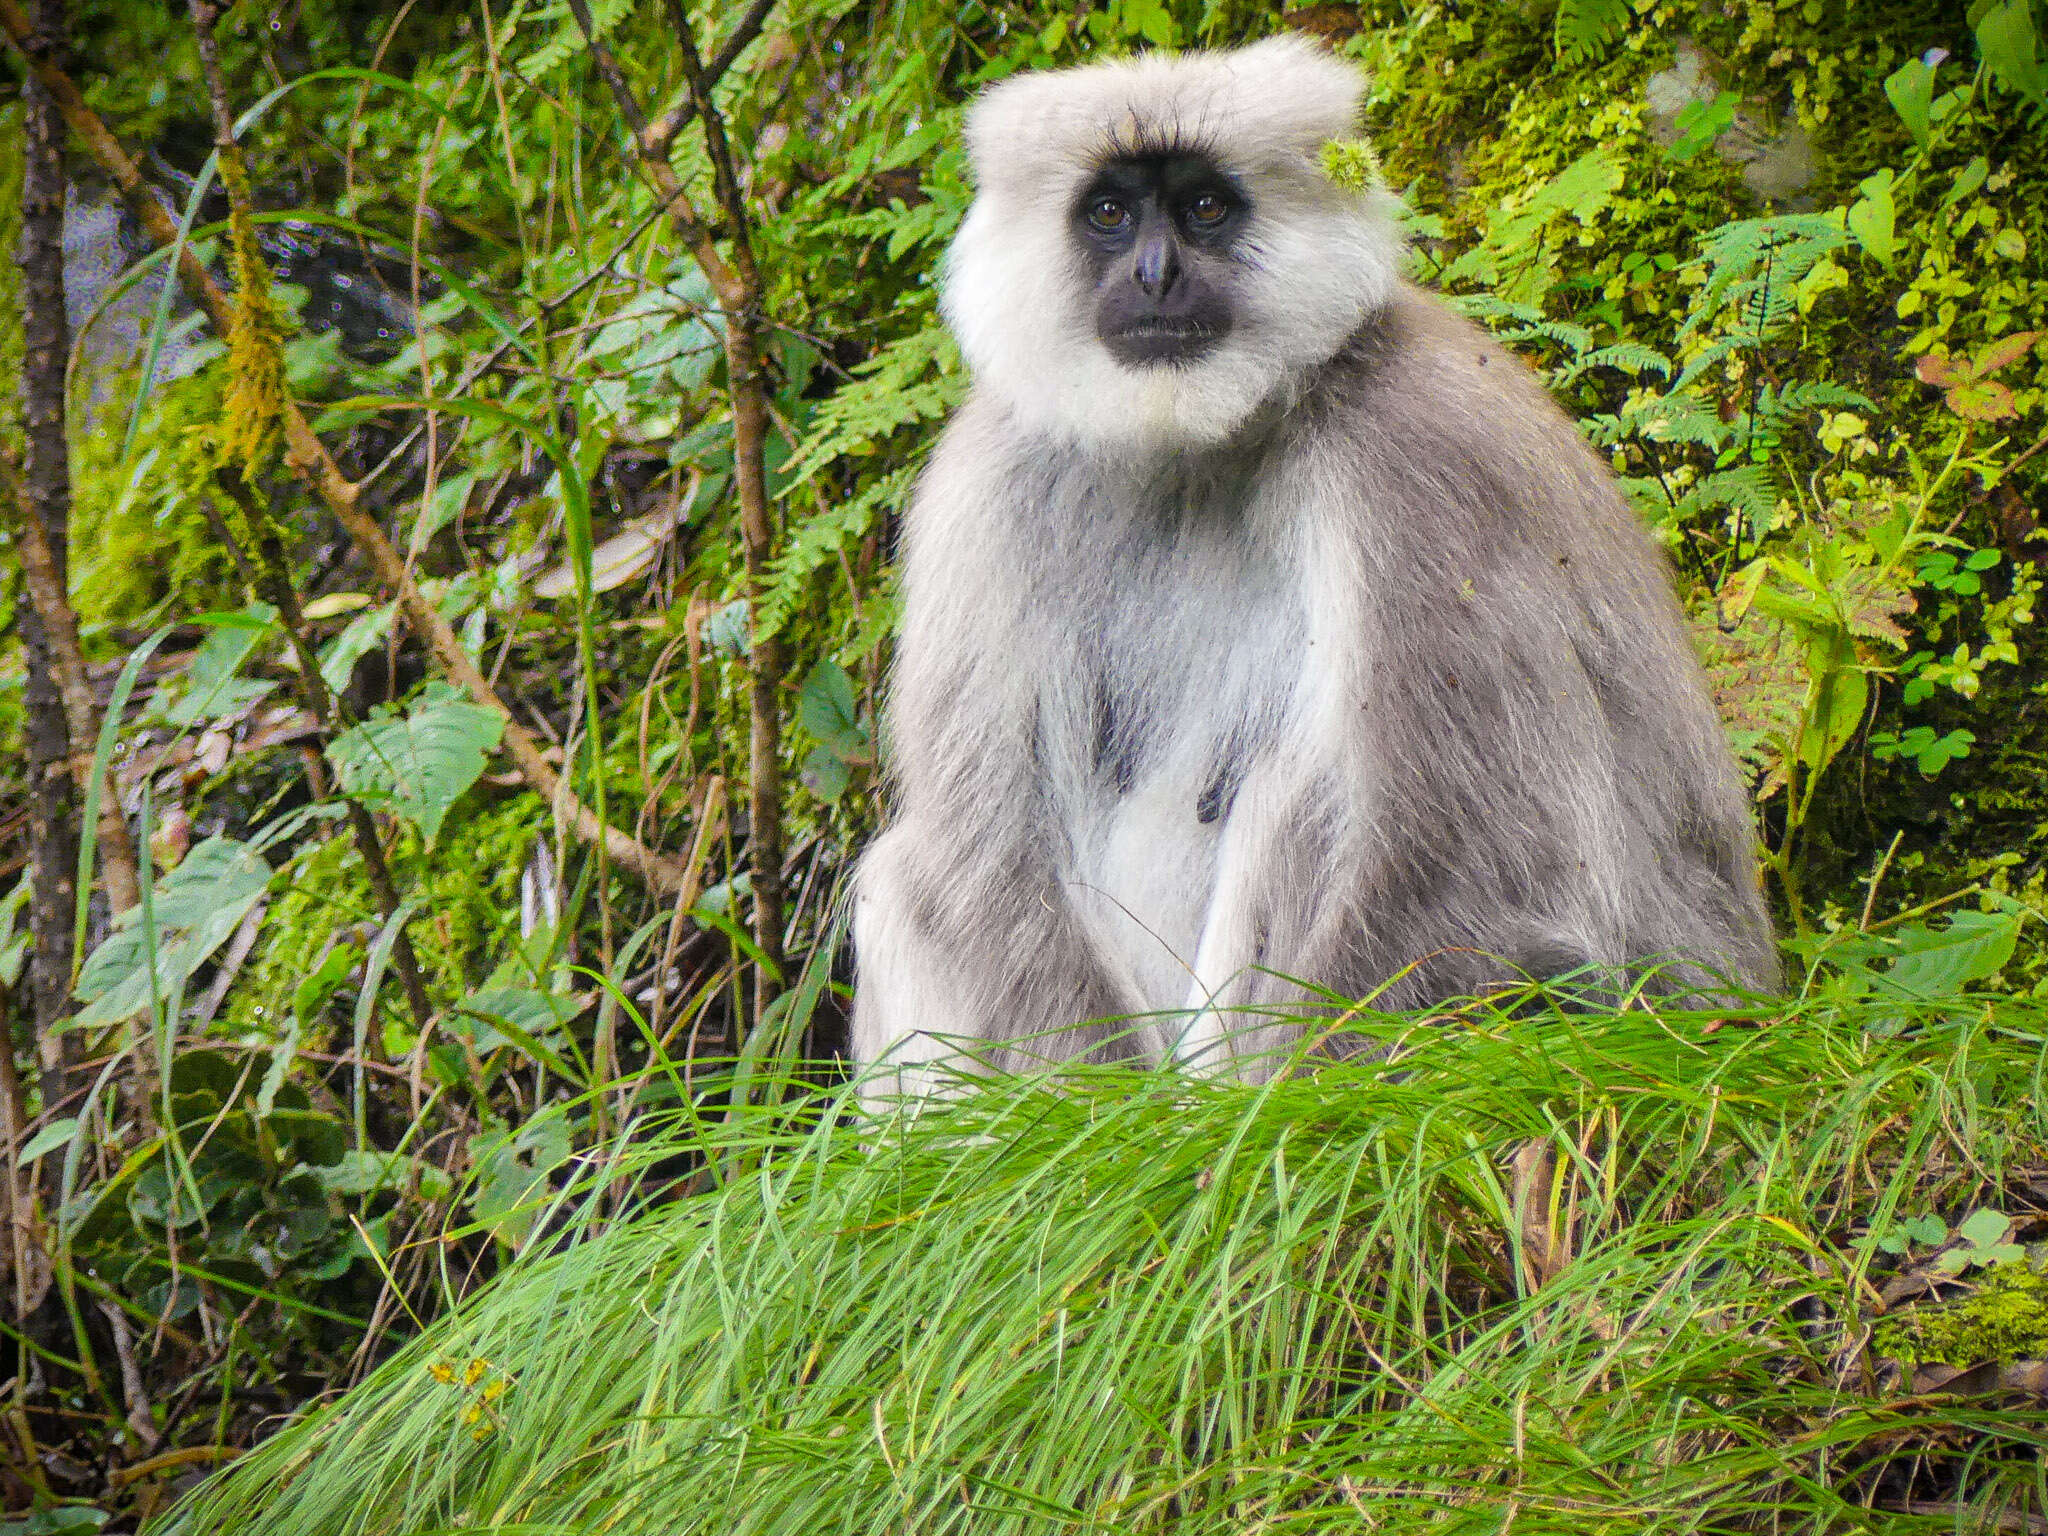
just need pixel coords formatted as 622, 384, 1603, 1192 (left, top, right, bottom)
757, 465, 917, 643
1553, 341, 1673, 386
1555, 0, 1631, 64
781, 324, 963, 490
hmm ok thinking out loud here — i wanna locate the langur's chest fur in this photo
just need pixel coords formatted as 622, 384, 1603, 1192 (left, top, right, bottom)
1031, 467, 1316, 1011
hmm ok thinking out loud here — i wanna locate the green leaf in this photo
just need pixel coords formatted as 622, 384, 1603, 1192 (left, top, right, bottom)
701, 599, 752, 657
1956, 1208, 2012, 1249
1912, 728, 1975, 775
1972, 329, 2042, 374
1795, 651, 1865, 776
1905, 1213, 1949, 1247
315, 1149, 452, 1202
1943, 154, 1990, 206
294, 944, 361, 1029
1534, 148, 1624, 224
1666, 90, 1739, 163
1554, 0, 1629, 63
1883, 57, 1938, 147
798, 659, 867, 758
317, 600, 398, 696
1846, 170, 1896, 266
162, 604, 279, 726
1947, 379, 2018, 421
20, 1117, 81, 1164
72, 837, 273, 1030
468, 1113, 573, 1248
458, 986, 581, 1064
801, 745, 852, 804
326, 683, 506, 843
1978, 0, 2048, 107
1881, 908, 2024, 998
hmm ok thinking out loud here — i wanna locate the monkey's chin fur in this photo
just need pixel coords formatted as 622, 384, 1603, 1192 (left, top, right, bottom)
941, 35, 1406, 455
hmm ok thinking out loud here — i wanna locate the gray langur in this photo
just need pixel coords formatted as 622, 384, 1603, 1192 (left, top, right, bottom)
851, 36, 1777, 1085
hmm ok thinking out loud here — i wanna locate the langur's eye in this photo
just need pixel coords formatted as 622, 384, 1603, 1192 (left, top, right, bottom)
1086, 197, 1130, 231
1185, 192, 1229, 227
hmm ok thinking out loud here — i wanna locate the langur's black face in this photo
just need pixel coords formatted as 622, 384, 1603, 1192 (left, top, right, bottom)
1073, 153, 1245, 368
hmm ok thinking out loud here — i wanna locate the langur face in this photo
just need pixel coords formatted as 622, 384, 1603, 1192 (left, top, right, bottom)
1072, 153, 1245, 368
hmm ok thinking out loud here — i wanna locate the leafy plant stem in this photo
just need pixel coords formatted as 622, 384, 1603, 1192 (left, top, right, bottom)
196, 490, 435, 1032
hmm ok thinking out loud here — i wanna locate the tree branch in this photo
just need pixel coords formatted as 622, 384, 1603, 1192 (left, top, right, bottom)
641, 0, 780, 156
567, 0, 787, 1012
0, 0, 692, 898
0, 446, 141, 917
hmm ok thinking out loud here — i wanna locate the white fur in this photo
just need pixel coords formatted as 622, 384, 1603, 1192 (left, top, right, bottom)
942, 36, 1404, 452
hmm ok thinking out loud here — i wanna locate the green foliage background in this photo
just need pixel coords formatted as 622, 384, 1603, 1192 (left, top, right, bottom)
1, 0, 2046, 1530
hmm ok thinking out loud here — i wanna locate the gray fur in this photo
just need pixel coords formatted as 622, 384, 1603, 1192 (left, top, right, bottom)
852, 41, 1776, 1086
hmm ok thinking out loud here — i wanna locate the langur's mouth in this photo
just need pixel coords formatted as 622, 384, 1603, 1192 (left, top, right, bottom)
1105, 318, 1229, 366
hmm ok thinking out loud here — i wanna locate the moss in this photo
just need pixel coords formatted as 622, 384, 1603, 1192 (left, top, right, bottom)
66, 362, 241, 635
221, 794, 549, 1040
1875, 1259, 2048, 1370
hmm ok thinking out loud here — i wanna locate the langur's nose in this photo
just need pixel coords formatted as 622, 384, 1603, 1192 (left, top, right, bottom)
1134, 236, 1180, 299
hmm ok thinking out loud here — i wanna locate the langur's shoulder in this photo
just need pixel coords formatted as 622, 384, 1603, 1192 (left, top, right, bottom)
1319, 285, 1607, 477
1329, 284, 1557, 414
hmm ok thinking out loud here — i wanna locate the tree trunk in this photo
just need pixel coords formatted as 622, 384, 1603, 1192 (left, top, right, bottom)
16, 0, 79, 1115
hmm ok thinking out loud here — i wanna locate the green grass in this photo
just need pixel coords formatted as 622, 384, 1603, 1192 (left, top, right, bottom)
168, 994, 2048, 1534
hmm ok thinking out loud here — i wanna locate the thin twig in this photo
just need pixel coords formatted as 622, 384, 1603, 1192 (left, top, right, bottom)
196, 492, 437, 1034
642, 0, 780, 155
566, 0, 786, 1019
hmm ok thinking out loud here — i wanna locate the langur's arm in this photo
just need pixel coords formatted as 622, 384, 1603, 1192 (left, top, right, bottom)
1175, 764, 1353, 1074
853, 422, 1135, 1073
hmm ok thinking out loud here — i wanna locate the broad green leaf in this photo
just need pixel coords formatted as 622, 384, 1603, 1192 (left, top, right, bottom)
458, 986, 580, 1062
468, 1114, 573, 1249
1882, 57, 1937, 147
798, 659, 867, 758
1956, 1208, 2012, 1249
162, 604, 278, 726
315, 1149, 453, 1202
800, 745, 852, 803
326, 683, 506, 843
700, 599, 752, 657
1796, 654, 1865, 776
1978, 0, 2048, 106
1846, 170, 1895, 266
72, 837, 272, 1030
1882, 908, 2023, 998
318, 600, 398, 696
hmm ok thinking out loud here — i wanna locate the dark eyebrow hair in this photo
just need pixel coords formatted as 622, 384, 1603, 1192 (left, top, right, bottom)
1092, 118, 1218, 168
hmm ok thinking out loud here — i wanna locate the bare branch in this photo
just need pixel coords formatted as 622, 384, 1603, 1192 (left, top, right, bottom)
567, 0, 788, 1010
642, 0, 779, 155
0, 446, 141, 916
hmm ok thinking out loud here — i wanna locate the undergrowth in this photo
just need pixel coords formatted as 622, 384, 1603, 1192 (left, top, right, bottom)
169, 991, 2048, 1535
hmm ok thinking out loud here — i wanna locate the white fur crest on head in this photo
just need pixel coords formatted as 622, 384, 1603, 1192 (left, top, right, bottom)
942, 35, 1403, 453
